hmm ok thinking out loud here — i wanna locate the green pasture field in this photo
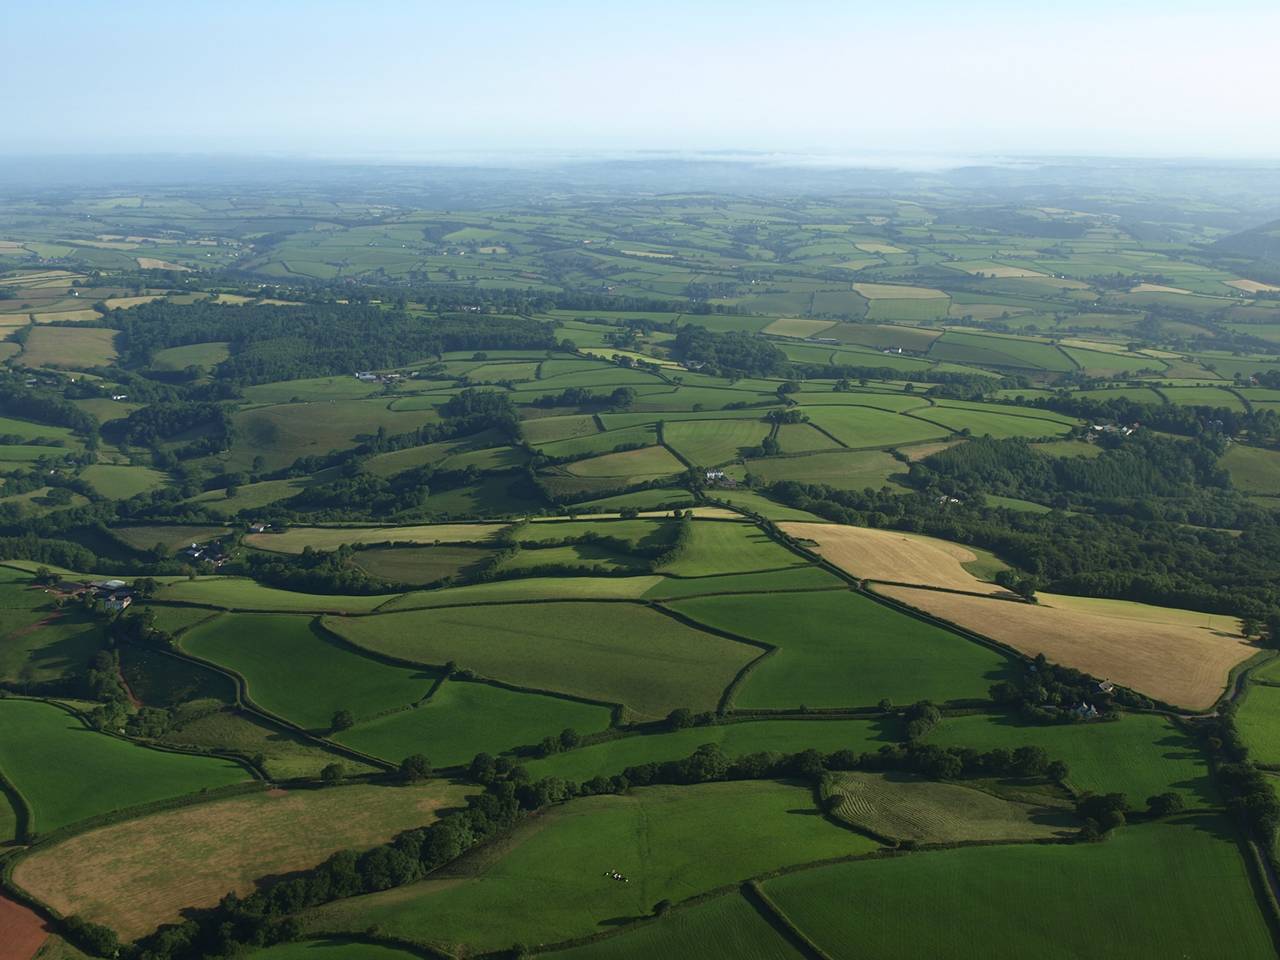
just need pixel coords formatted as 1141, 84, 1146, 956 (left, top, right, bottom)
70, 396, 141, 423
0, 444, 81, 464
822, 771, 1074, 843
161, 707, 377, 779
562, 445, 685, 479
149, 341, 231, 372
668, 590, 1012, 708
0, 698, 248, 834
520, 414, 602, 445
248, 941, 422, 960
643, 565, 844, 600
925, 712, 1214, 806
0, 415, 80, 444
465, 361, 541, 383
17, 326, 118, 368
1061, 347, 1164, 375
658, 521, 806, 576
596, 408, 775, 432
79, 464, 168, 499
157, 577, 396, 613
1220, 444, 1280, 496
351, 545, 496, 584
303, 781, 880, 954
1031, 439, 1102, 458
495, 543, 644, 574
762, 815, 1273, 960
774, 422, 841, 452
705, 489, 823, 522
546, 891, 804, 960
518, 517, 675, 548
914, 407, 1074, 439
182, 613, 436, 731
536, 424, 656, 459
324, 602, 756, 719
794, 388, 932, 413
662, 419, 772, 466
629, 385, 779, 413
188, 474, 321, 514
984, 494, 1053, 513
139, 604, 220, 635
744, 449, 903, 489
333, 679, 612, 766
363, 431, 507, 478
0, 572, 104, 683
524, 716, 897, 781
111, 527, 231, 555
825, 322, 942, 352
928, 331, 1074, 371
566, 488, 696, 513
383, 576, 661, 611
1157, 386, 1247, 410
246, 523, 508, 554
226, 400, 441, 472
1073, 386, 1166, 403
803, 405, 947, 448
1233, 683, 1280, 765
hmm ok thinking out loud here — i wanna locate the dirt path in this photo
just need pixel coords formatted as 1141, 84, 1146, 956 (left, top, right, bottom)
0, 892, 48, 960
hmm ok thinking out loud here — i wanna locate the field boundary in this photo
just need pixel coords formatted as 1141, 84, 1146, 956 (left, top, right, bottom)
743, 879, 834, 960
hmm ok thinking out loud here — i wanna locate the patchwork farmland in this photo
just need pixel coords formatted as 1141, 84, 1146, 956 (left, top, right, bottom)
3, 169, 1280, 960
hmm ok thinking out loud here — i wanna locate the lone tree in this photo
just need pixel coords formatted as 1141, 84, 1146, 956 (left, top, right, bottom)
666, 707, 693, 730
331, 709, 355, 733
399, 754, 432, 783
320, 763, 345, 783
1146, 792, 1184, 818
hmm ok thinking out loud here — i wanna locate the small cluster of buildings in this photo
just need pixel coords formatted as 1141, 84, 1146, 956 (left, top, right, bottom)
355, 371, 407, 384
704, 469, 738, 488
1088, 423, 1138, 438
179, 539, 230, 566
50, 578, 135, 612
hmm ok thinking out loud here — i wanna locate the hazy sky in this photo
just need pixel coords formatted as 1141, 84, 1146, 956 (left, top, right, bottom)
4, 0, 1278, 160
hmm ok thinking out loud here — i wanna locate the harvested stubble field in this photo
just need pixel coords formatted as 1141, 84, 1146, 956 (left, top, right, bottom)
324, 601, 757, 719
244, 523, 509, 554
821, 771, 1073, 843
16, 326, 118, 368
780, 521, 1006, 593
872, 585, 1252, 710
12, 781, 469, 940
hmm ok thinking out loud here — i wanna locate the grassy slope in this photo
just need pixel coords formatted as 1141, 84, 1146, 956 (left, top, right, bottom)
333, 679, 613, 766
668, 591, 1012, 708
325, 603, 755, 719
304, 781, 879, 954
181, 614, 437, 731
925, 713, 1216, 807
0, 699, 248, 835
763, 815, 1273, 959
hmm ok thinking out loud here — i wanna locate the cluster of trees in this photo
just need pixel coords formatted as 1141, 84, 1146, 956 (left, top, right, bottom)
764, 464, 1280, 619
525, 385, 640, 412
103, 401, 234, 459
124, 779, 537, 960
0, 373, 99, 437
1026, 392, 1280, 443
990, 654, 1148, 720
673, 326, 783, 377
105, 301, 559, 385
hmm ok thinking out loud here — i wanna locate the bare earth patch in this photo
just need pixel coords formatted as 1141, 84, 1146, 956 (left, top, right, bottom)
1225, 279, 1280, 294
852, 282, 948, 300
0, 893, 47, 960
779, 521, 1004, 595
12, 781, 470, 941
871, 585, 1254, 710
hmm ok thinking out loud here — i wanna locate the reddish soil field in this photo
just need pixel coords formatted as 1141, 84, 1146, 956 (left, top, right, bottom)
0, 892, 48, 960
